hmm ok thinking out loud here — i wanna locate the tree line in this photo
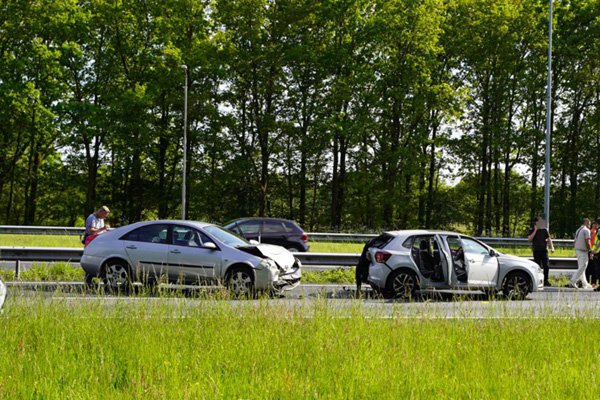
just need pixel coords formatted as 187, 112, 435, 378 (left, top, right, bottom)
1, 0, 600, 237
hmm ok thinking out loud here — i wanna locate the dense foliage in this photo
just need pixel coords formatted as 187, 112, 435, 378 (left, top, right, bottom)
2, 0, 600, 237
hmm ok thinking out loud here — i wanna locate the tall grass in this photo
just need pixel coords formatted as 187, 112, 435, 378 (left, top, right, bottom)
1, 295, 599, 399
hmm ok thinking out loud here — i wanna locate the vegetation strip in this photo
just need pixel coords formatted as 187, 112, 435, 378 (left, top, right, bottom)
1, 296, 600, 398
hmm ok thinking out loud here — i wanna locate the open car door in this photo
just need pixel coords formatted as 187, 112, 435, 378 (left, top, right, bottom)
460, 236, 499, 286
433, 234, 452, 285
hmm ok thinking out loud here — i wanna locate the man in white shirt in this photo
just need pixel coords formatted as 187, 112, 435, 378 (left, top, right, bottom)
571, 218, 593, 289
84, 206, 111, 243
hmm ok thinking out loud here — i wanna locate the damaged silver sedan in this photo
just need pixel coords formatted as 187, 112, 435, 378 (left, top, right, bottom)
80, 220, 301, 296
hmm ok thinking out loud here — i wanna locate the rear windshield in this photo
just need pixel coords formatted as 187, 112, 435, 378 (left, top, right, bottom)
370, 233, 394, 249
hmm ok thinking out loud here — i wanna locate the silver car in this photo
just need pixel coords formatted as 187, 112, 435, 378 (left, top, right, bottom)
366, 230, 544, 300
80, 220, 301, 296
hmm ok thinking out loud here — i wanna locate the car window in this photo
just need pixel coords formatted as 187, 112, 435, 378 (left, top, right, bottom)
121, 224, 169, 244
283, 221, 301, 233
238, 221, 261, 235
461, 237, 489, 254
228, 223, 242, 235
172, 225, 201, 247
446, 236, 462, 252
263, 220, 286, 233
204, 225, 249, 247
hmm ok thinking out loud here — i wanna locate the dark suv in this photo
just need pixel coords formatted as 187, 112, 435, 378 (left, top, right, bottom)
224, 218, 310, 252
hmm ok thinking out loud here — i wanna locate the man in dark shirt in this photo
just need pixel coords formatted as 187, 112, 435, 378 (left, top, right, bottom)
527, 216, 554, 287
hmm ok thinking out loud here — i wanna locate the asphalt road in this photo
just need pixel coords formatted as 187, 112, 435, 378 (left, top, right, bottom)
3, 282, 600, 319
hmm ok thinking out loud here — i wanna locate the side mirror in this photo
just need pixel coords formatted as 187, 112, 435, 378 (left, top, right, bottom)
249, 239, 259, 245
489, 249, 498, 257
203, 242, 218, 250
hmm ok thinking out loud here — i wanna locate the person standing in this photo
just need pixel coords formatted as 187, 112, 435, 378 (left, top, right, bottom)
84, 206, 111, 244
527, 216, 554, 287
571, 218, 593, 289
589, 219, 600, 288
587, 221, 599, 284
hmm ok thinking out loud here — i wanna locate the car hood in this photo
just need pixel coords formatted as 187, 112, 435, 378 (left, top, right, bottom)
497, 253, 539, 270
0, 278, 6, 311
238, 244, 295, 267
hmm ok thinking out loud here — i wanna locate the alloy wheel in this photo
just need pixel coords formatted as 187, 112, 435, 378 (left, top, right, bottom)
503, 272, 530, 300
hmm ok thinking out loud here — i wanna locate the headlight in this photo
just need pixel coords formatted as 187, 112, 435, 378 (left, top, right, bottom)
259, 258, 278, 270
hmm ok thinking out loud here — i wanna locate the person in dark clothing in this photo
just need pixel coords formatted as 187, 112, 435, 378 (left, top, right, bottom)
355, 237, 377, 295
355, 234, 393, 296
527, 216, 554, 287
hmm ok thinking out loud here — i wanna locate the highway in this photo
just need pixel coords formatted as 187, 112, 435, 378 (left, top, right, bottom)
4, 282, 600, 319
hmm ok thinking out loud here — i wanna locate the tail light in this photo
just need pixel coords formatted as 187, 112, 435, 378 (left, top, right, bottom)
374, 251, 391, 263
84, 234, 98, 247
301, 233, 308, 242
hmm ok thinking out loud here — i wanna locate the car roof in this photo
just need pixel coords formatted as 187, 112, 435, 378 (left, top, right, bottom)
383, 230, 469, 238
120, 220, 216, 230
227, 217, 296, 224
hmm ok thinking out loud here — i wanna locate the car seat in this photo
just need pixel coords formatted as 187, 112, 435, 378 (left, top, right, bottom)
419, 240, 435, 278
183, 230, 198, 247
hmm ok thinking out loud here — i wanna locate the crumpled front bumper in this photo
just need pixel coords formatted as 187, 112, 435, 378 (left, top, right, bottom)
274, 259, 302, 291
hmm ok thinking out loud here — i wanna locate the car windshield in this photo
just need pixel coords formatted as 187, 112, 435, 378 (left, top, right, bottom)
204, 225, 249, 247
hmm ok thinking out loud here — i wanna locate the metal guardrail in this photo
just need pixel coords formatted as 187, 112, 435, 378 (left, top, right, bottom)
0, 246, 579, 273
0, 225, 85, 235
0, 225, 575, 247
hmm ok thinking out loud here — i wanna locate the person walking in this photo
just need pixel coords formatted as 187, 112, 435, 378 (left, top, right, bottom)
527, 216, 554, 287
571, 218, 593, 289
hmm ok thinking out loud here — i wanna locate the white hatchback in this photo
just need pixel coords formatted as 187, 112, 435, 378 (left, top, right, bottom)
366, 230, 544, 300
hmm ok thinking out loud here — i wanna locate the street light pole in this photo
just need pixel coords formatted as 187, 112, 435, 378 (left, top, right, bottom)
181, 64, 188, 220
544, 0, 553, 227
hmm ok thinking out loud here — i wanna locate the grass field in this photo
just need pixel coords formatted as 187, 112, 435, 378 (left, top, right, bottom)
0, 297, 599, 399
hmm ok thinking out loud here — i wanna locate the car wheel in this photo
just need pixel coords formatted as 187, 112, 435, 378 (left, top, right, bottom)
102, 260, 133, 294
227, 266, 255, 298
287, 247, 300, 252
384, 269, 419, 300
502, 271, 531, 300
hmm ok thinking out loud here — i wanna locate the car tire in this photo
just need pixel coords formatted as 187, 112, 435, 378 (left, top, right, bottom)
384, 269, 419, 300
502, 271, 531, 300
287, 247, 300, 252
226, 266, 255, 298
102, 260, 133, 294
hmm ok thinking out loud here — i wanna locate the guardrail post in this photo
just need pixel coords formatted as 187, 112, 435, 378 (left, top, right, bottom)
15, 260, 20, 279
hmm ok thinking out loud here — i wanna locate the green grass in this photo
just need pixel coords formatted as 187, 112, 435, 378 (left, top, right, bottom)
309, 241, 365, 253
0, 262, 85, 282
302, 268, 356, 284
1, 296, 599, 399
0, 234, 83, 247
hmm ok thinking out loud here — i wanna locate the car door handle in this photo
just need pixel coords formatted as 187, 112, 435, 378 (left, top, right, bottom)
170, 249, 181, 254
126, 245, 137, 250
